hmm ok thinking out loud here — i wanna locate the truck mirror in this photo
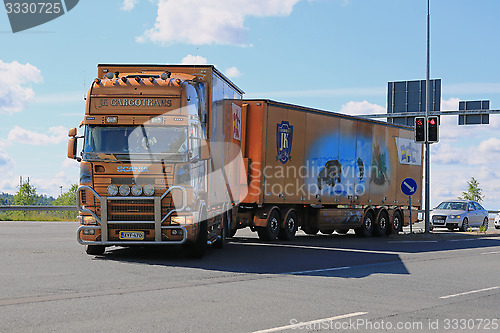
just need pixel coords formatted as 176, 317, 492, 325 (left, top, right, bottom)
199, 140, 211, 160
67, 137, 77, 159
68, 127, 77, 137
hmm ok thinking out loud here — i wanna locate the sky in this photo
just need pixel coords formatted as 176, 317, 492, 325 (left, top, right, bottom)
1, 0, 500, 209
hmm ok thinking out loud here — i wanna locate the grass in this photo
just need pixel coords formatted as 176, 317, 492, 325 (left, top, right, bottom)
0, 211, 78, 222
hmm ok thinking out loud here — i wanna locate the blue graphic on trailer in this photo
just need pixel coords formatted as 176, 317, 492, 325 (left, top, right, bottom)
401, 177, 417, 196
276, 121, 293, 164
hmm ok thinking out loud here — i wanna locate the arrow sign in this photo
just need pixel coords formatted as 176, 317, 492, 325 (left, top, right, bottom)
401, 178, 417, 196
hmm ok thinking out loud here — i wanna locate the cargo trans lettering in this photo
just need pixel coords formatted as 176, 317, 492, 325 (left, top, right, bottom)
97, 98, 173, 108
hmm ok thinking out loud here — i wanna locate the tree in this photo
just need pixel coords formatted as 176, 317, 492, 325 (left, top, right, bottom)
53, 184, 78, 206
14, 181, 38, 206
458, 177, 484, 203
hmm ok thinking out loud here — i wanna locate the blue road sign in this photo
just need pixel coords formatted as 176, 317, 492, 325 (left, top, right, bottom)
401, 178, 417, 196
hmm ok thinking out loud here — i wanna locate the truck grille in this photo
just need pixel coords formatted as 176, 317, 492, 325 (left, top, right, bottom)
108, 199, 155, 221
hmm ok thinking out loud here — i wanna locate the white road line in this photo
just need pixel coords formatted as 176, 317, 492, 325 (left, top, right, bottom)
448, 238, 479, 242
283, 266, 350, 275
481, 250, 500, 255
238, 242, 401, 255
440, 286, 500, 299
251, 312, 368, 333
388, 240, 438, 243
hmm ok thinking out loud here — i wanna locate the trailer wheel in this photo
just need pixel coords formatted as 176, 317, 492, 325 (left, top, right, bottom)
374, 210, 389, 237
86, 245, 105, 255
186, 206, 208, 258
336, 229, 349, 234
257, 209, 281, 241
278, 210, 297, 240
355, 211, 374, 237
320, 229, 334, 235
391, 211, 403, 234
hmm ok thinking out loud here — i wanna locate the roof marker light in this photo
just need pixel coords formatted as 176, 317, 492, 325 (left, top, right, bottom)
135, 76, 141, 83
121, 76, 127, 83
94, 78, 101, 84
149, 77, 155, 83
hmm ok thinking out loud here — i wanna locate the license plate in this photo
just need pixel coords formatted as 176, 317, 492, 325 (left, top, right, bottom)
119, 231, 144, 240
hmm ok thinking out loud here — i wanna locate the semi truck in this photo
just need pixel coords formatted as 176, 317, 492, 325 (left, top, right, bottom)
68, 64, 423, 257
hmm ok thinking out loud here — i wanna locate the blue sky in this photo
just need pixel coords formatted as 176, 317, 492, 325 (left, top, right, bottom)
1, 0, 500, 209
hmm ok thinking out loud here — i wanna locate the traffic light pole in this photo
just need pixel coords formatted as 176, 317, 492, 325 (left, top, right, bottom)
424, 0, 431, 234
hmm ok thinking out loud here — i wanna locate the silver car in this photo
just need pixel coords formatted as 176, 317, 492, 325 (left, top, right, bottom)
431, 200, 489, 231
494, 213, 500, 229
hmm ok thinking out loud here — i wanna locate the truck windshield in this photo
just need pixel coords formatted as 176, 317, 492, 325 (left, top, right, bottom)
83, 125, 188, 162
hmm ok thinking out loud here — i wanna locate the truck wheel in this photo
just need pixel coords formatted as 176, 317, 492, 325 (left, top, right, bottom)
355, 211, 374, 237
186, 207, 208, 258
278, 210, 297, 240
301, 223, 319, 235
86, 245, 105, 255
320, 229, 334, 235
373, 211, 389, 237
213, 213, 227, 249
257, 209, 281, 241
336, 229, 349, 234
391, 211, 403, 234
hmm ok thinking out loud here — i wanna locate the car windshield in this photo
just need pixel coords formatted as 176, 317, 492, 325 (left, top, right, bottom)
83, 125, 187, 162
436, 201, 467, 210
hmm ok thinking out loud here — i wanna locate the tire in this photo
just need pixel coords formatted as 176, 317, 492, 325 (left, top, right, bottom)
373, 211, 389, 237
447, 227, 455, 231
391, 211, 403, 235
320, 229, 335, 235
257, 209, 281, 241
355, 211, 374, 237
86, 245, 105, 255
336, 229, 349, 234
481, 217, 489, 231
459, 218, 469, 232
213, 213, 227, 249
302, 223, 319, 235
495, 226, 500, 230
186, 207, 208, 258
278, 210, 298, 240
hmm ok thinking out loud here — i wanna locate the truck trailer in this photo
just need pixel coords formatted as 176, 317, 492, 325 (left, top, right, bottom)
68, 64, 423, 257
234, 100, 423, 240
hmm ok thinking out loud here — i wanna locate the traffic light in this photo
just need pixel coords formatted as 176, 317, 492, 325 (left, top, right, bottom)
427, 116, 439, 143
414, 117, 426, 142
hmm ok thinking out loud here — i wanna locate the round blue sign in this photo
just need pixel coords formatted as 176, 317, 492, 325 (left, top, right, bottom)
401, 178, 417, 196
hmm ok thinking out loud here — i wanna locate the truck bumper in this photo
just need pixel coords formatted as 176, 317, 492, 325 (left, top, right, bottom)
76, 185, 192, 246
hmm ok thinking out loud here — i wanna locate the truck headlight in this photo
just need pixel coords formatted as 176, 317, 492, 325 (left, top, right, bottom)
131, 184, 143, 196
107, 184, 118, 196
143, 184, 155, 196
119, 184, 130, 196
171, 216, 193, 224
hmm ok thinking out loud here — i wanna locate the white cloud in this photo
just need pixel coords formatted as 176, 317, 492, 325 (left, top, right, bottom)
138, 0, 302, 46
0, 60, 42, 114
339, 100, 385, 116
121, 0, 138, 11
225, 66, 241, 79
7, 126, 68, 146
180, 55, 208, 65
0, 149, 14, 171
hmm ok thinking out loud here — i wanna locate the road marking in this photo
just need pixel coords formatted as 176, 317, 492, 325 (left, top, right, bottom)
238, 242, 401, 255
439, 286, 500, 299
388, 240, 438, 243
481, 250, 500, 255
251, 312, 368, 333
284, 266, 350, 275
448, 238, 479, 242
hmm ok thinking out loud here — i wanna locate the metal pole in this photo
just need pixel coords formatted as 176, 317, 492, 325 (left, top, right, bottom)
409, 195, 413, 233
424, 0, 431, 233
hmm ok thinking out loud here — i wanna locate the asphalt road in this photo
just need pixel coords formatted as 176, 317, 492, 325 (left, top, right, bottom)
1, 221, 500, 332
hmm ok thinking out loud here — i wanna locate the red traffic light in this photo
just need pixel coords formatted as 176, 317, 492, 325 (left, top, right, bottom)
416, 119, 423, 126
429, 118, 436, 125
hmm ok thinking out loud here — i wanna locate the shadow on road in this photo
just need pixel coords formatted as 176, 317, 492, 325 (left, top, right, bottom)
94, 230, 500, 278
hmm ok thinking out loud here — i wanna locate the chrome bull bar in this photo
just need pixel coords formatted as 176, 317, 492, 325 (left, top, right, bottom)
76, 185, 188, 245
